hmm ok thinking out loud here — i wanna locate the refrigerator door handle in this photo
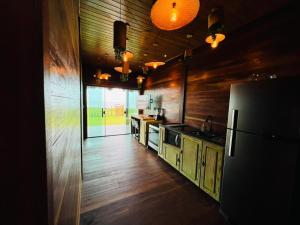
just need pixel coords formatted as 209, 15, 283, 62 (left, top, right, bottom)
228, 109, 238, 157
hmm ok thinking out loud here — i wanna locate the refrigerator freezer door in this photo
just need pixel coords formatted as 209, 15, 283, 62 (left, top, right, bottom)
220, 130, 298, 225
227, 80, 300, 139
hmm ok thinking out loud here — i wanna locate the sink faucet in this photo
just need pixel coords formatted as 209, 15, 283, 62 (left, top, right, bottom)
201, 115, 213, 133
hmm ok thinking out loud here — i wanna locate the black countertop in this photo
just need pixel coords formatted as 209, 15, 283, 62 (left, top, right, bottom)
160, 124, 225, 146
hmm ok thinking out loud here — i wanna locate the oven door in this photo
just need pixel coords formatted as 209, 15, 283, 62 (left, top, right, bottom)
165, 129, 181, 148
148, 125, 159, 151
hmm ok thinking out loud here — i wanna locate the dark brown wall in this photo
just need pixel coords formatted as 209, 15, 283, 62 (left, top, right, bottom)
2, 1, 47, 225
43, 1, 82, 225
145, 3, 300, 136
144, 62, 185, 123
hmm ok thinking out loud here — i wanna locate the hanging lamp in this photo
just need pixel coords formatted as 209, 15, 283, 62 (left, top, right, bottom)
150, 0, 200, 31
205, 8, 225, 49
136, 75, 145, 89
145, 61, 165, 69
122, 50, 134, 62
93, 69, 111, 81
184, 34, 193, 61
114, 66, 132, 74
145, 43, 165, 69
113, 0, 127, 60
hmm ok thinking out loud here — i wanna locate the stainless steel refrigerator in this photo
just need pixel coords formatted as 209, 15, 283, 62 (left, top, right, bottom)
220, 79, 300, 225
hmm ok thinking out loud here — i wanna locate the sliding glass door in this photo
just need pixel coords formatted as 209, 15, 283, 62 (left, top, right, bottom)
86, 86, 138, 137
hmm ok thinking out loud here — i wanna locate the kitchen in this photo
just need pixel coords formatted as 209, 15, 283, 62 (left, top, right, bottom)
6, 1, 299, 225
80, 0, 299, 224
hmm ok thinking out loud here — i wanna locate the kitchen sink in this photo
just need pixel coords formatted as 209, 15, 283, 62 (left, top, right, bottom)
190, 130, 217, 138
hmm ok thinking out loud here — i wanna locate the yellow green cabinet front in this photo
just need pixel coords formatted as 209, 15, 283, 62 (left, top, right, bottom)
180, 135, 202, 186
200, 141, 224, 201
164, 143, 180, 170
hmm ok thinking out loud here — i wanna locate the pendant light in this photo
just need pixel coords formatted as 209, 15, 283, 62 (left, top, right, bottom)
145, 42, 165, 69
113, 0, 127, 60
136, 75, 145, 89
150, 0, 200, 31
205, 8, 225, 49
93, 69, 111, 81
145, 61, 165, 69
114, 66, 132, 74
184, 34, 193, 61
122, 50, 134, 62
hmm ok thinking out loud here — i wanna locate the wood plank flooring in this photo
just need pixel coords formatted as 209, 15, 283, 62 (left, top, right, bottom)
80, 135, 225, 225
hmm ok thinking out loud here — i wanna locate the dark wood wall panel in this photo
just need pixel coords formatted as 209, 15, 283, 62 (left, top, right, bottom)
185, 3, 300, 136
2, 1, 48, 225
144, 62, 184, 123
43, 0, 82, 225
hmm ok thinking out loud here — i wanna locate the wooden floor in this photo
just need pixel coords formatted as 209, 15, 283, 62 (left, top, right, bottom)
80, 135, 225, 225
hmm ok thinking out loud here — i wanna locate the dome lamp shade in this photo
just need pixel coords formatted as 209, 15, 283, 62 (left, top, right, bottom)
150, 0, 200, 31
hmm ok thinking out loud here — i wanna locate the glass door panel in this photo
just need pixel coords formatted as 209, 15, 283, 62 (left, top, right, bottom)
87, 86, 105, 137
104, 88, 128, 136
127, 90, 138, 132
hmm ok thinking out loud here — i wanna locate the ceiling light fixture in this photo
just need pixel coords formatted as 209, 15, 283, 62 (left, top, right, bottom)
150, 0, 200, 31
136, 75, 145, 89
205, 8, 225, 49
145, 42, 165, 69
93, 69, 111, 81
114, 66, 132, 74
123, 50, 134, 62
145, 61, 165, 69
113, 0, 128, 60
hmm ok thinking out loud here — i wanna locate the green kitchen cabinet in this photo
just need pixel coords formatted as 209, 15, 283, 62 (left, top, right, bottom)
180, 135, 202, 186
200, 141, 224, 201
164, 143, 180, 170
158, 126, 165, 158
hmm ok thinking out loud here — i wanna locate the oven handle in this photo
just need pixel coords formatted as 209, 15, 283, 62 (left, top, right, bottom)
175, 134, 179, 147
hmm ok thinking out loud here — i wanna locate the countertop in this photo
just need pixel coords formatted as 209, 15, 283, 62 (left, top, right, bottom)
160, 124, 225, 146
131, 115, 157, 120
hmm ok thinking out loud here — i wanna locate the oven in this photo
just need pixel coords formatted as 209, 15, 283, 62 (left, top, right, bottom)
148, 124, 159, 151
165, 128, 181, 148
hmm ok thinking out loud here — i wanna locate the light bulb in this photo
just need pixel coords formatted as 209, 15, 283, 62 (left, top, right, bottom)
170, 8, 177, 22
153, 63, 158, 69
211, 39, 219, 48
123, 55, 128, 62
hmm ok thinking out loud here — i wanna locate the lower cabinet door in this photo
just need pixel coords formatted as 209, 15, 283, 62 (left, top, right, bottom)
164, 143, 180, 170
200, 141, 224, 201
180, 136, 201, 186
139, 121, 147, 145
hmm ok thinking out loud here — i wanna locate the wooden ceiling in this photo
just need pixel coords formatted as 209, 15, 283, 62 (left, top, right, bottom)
80, 0, 290, 71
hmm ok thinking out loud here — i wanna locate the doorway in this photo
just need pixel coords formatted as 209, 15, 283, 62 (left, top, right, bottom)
86, 86, 138, 137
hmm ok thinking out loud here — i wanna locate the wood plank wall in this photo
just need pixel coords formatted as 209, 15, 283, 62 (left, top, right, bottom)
43, 1, 82, 225
144, 62, 185, 123
145, 3, 300, 136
